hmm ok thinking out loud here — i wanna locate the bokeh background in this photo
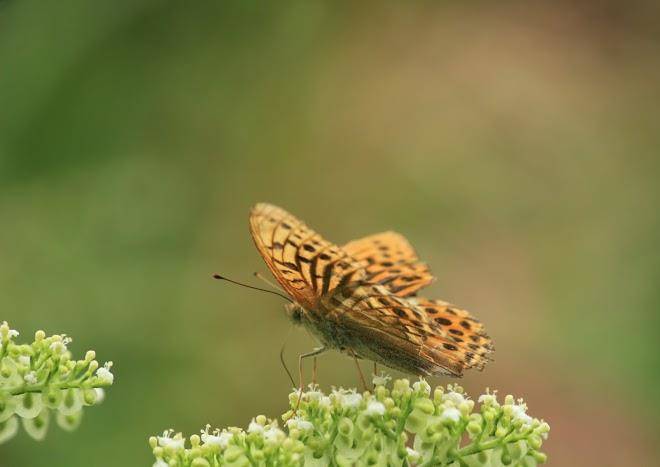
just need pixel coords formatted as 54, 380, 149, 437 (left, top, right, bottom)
1, 1, 659, 465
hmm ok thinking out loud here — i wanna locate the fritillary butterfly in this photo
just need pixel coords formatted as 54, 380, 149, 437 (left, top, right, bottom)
250, 203, 493, 377
248, 203, 493, 378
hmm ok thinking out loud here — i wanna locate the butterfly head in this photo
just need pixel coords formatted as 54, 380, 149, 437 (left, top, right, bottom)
284, 302, 305, 324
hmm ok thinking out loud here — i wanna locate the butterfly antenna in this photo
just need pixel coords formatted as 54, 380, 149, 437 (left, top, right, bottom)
212, 274, 293, 303
253, 271, 285, 293
280, 326, 296, 387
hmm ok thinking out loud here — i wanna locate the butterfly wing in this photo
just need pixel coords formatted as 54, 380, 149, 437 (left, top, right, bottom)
408, 297, 494, 371
249, 203, 366, 309
325, 284, 492, 376
342, 232, 434, 297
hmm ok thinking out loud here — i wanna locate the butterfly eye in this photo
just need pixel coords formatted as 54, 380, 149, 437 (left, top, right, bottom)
285, 303, 303, 323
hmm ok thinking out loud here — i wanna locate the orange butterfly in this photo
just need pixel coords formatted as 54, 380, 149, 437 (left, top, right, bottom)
248, 203, 493, 381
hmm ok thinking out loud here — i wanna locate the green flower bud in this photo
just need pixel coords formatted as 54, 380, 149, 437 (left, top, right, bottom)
59, 388, 83, 416
56, 410, 83, 432
0, 395, 16, 423
528, 434, 543, 450
393, 379, 410, 394
375, 386, 389, 399
88, 360, 99, 373
83, 388, 98, 406
413, 397, 435, 415
224, 445, 245, 462
356, 413, 372, 432
433, 387, 445, 404
364, 449, 379, 464
0, 417, 19, 444
483, 407, 497, 422
495, 423, 509, 438
467, 421, 482, 436
531, 451, 548, 463
22, 408, 50, 440
338, 417, 353, 436
191, 458, 210, 467
15, 393, 44, 419
536, 422, 550, 435
507, 440, 525, 460
0, 358, 17, 379
405, 409, 430, 434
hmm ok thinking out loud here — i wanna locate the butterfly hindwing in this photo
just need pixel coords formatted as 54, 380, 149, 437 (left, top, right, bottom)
409, 297, 494, 371
343, 232, 434, 297
325, 284, 492, 376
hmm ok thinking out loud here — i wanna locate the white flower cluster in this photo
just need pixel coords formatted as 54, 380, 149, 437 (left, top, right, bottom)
0, 321, 114, 444
150, 376, 550, 466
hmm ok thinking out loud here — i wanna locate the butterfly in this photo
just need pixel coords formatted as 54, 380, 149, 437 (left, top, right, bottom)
249, 202, 493, 379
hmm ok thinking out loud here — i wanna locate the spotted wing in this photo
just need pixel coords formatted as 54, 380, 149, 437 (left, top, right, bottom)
249, 203, 366, 310
325, 284, 492, 376
342, 232, 434, 297
408, 297, 493, 371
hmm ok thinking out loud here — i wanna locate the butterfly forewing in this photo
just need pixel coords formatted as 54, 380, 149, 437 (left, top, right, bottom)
249, 203, 365, 309
343, 232, 434, 297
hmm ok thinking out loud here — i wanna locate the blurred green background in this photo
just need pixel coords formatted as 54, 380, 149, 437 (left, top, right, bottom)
1, 1, 659, 465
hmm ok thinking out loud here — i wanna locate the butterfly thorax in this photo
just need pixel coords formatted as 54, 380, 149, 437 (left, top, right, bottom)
285, 300, 355, 352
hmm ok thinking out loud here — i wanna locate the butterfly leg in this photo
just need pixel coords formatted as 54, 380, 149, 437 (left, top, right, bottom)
348, 349, 368, 391
312, 356, 318, 385
373, 362, 378, 389
287, 346, 326, 421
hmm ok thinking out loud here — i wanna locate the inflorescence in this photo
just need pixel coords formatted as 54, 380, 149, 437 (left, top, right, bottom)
150, 375, 549, 466
0, 321, 114, 443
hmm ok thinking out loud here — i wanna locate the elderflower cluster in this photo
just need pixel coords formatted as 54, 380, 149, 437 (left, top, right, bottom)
150, 375, 549, 466
0, 321, 114, 443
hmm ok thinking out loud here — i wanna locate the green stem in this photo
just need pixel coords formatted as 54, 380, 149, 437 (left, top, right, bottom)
8, 381, 109, 396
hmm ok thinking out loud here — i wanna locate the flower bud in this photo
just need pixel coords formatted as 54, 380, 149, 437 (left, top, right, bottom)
83, 388, 98, 406
338, 417, 353, 436
22, 408, 50, 440
528, 434, 543, 450
413, 398, 435, 415
531, 451, 548, 463
14, 393, 44, 419
58, 388, 83, 416
43, 388, 63, 409
467, 421, 482, 436
56, 410, 82, 432
0, 416, 19, 444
